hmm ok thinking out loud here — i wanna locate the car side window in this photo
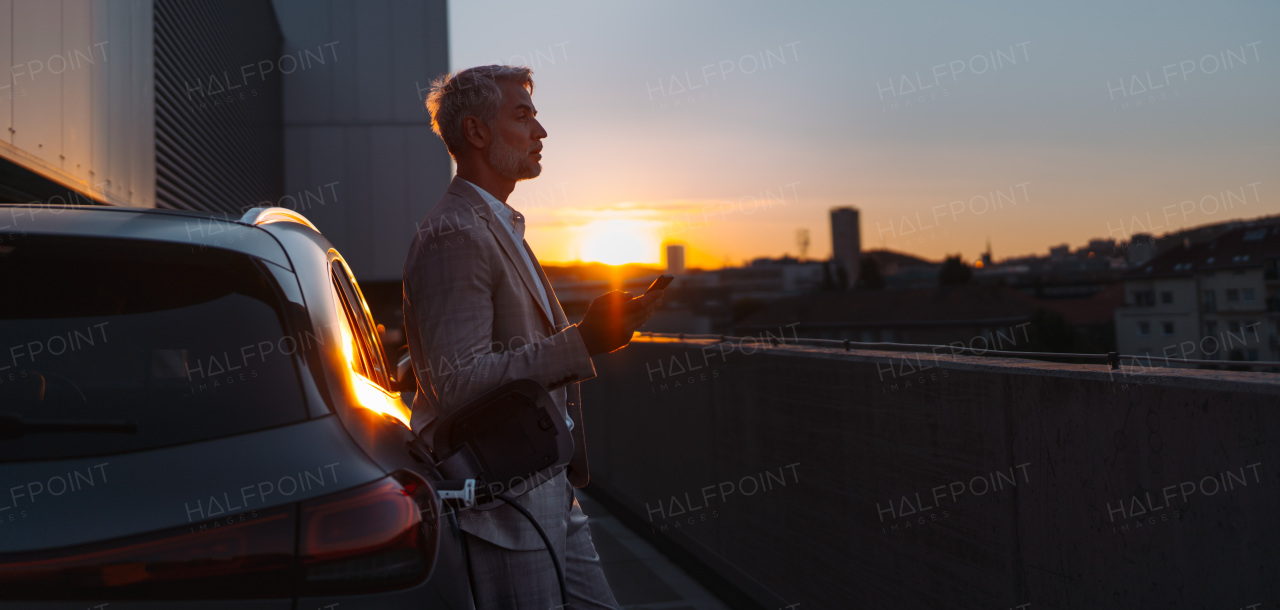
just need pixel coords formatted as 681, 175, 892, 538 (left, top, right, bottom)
331, 269, 373, 381
330, 259, 393, 390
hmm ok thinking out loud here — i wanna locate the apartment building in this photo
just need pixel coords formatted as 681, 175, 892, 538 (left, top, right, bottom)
1115, 223, 1280, 365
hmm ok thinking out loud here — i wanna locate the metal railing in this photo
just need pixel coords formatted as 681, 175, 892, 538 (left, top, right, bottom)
633, 331, 1280, 372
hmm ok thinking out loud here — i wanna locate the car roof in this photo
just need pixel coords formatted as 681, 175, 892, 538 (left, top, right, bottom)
0, 204, 319, 271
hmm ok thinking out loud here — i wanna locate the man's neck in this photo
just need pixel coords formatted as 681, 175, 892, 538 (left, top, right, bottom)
456, 163, 515, 203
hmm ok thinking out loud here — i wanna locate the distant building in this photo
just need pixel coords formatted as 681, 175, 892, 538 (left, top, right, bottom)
1115, 223, 1280, 366
863, 249, 941, 290
976, 237, 1126, 300
718, 258, 826, 300
549, 255, 833, 335
1084, 239, 1116, 257
734, 284, 1037, 347
544, 264, 736, 335
830, 207, 861, 289
665, 244, 686, 274
1009, 283, 1123, 353
1126, 233, 1158, 267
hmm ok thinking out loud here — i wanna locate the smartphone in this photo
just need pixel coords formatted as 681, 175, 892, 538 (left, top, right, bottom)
646, 275, 674, 293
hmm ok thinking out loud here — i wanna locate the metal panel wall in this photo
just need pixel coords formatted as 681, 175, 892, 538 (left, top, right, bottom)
152, 0, 282, 213
273, 0, 451, 282
0, 0, 149, 206
12, 1, 63, 176
61, 1, 92, 186
0, 0, 11, 149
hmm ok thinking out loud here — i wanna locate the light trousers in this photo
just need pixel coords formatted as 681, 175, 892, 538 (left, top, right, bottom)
463, 481, 620, 609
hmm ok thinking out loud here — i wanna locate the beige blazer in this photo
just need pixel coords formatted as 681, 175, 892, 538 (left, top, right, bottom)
403, 175, 597, 550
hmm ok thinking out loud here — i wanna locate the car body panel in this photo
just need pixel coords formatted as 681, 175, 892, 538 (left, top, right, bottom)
297, 515, 475, 610
256, 221, 422, 465
0, 205, 475, 607
0, 206, 292, 270
0, 415, 386, 554
1, 601, 292, 609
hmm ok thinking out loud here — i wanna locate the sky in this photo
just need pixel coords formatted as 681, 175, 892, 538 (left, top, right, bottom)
448, 0, 1279, 269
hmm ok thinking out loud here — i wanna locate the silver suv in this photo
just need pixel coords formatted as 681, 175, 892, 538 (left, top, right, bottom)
0, 204, 472, 609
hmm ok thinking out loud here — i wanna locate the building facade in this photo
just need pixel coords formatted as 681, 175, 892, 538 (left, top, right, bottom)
665, 243, 685, 274
830, 206, 860, 288
1115, 224, 1280, 367
1, 0, 157, 208
1, 0, 451, 286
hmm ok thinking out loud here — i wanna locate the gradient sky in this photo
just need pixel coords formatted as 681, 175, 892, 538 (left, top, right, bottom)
449, 0, 1279, 269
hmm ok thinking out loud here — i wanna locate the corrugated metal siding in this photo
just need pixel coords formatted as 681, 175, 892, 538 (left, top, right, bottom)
153, 0, 282, 213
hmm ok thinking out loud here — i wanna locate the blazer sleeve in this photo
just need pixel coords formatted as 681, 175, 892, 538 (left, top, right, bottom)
405, 223, 597, 417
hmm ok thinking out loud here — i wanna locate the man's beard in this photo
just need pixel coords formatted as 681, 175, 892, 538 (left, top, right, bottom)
488, 137, 541, 181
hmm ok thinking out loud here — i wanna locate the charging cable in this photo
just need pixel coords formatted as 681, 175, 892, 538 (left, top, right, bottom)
434, 479, 569, 607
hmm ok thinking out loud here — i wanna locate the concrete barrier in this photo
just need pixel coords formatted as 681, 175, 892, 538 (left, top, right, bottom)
578, 337, 1280, 608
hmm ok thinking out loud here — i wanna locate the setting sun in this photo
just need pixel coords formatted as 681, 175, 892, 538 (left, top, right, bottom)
577, 219, 660, 265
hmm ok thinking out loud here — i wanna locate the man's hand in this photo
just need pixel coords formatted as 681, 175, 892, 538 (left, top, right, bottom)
576, 290, 663, 357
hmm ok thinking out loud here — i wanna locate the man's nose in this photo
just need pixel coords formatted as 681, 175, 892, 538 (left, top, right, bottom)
532, 118, 548, 140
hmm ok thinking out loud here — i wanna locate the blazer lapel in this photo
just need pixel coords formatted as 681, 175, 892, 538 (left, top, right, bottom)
449, 177, 555, 328
524, 242, 590, 488
523, 240, 569, 331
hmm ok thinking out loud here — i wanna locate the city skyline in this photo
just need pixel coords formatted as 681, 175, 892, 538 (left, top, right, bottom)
449, 0, 1278, 269
535, 201, 1279, 272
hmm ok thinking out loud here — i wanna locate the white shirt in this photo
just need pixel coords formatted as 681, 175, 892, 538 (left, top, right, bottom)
462, 179, 572, 431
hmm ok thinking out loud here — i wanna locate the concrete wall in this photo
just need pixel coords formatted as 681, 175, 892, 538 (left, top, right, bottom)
0, 0, 155, 207
578, 336, 1280, 608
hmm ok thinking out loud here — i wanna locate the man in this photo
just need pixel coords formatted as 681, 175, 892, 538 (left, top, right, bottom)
404, 65, 661, 608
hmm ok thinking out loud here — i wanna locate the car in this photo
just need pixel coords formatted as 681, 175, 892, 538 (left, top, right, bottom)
0, 204, 475, 609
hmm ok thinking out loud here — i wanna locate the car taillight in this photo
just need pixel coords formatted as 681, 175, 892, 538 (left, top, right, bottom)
0, 471, 440, 600
0, 505, 296, 599
297, 471, 439, 595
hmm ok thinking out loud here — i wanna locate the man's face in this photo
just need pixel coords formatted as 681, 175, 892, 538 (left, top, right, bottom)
486, 79, 546, 182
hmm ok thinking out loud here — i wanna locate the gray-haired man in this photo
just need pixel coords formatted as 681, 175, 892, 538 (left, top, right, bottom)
404, 65, 661, 608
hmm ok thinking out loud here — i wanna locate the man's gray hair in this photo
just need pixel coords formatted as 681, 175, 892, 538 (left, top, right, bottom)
426, 65, 534, 159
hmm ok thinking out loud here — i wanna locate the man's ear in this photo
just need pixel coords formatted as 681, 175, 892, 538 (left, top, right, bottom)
462, 115, 489, 151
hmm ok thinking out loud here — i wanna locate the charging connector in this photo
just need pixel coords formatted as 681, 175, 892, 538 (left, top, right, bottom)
437, 478, 477, 507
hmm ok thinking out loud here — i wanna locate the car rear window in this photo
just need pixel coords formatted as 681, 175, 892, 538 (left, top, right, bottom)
0, 235, 310, 461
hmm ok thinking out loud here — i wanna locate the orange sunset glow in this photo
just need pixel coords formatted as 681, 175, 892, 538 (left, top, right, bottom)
454, 2, 1277, 273
576, 218, 661, 266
